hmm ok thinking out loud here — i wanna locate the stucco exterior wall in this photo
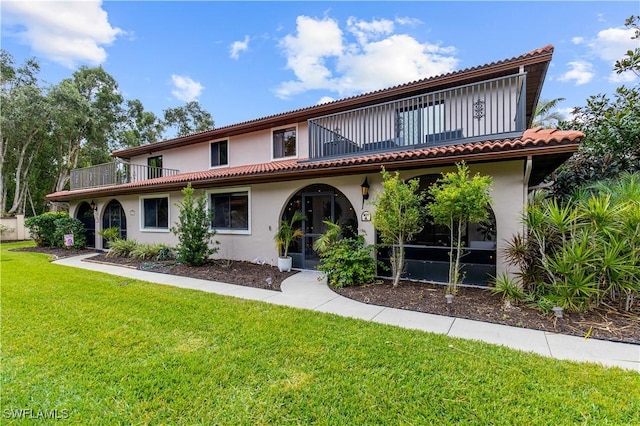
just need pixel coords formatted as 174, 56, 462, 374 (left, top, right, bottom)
72, 159, 525, 278
128, 121, 310, 173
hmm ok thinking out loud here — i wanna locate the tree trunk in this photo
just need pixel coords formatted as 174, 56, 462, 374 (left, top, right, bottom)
452, 220, 465, 294
392, 240, 405, 287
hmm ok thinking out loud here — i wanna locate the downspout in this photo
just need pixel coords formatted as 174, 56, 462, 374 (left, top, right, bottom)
523, 155, 533, 235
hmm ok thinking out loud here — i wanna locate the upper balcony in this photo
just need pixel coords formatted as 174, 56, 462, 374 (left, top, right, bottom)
70, 161, 180, 191
308, 73, 527, 160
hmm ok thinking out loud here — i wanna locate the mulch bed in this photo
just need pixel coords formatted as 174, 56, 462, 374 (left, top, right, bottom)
12, 246, 640, 345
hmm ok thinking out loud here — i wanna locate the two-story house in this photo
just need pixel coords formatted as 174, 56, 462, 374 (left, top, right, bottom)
46, 45, 583, 286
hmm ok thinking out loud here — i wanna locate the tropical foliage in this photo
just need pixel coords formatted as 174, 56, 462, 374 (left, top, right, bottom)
504, 173, 640, 312
274, 210, 305, 258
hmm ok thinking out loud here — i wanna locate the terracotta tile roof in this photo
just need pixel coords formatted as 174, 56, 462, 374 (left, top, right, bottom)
46, 128, 583, 201
113, 45, 555, 159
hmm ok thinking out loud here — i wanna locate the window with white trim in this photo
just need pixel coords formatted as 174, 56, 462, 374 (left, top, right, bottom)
210, 140, 228, 167
273, 127, 296, 159
209, 189, 250, 233
141, 196, 169, 230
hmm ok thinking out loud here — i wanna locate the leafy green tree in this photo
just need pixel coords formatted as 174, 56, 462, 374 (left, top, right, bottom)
172, 183, 218, 266
0, 51, 52, 215
119, 99, 164, 148
50, 66, 124, 193
163, 101, 214, 137
614, 15, 639, 77
554, 16, 639, 199
372, 168, 426, 287
427, 162, 493, 294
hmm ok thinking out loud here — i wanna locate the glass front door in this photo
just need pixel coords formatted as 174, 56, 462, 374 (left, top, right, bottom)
282, 184, 357, 270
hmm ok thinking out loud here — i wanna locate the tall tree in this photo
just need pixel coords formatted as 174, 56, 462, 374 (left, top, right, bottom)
49, 66, 124, 192
163, 101, 214, 137
0, 51, 52, 215
532, 97, 566, 128
553, 16, 640, 199
118, 99, 164, 148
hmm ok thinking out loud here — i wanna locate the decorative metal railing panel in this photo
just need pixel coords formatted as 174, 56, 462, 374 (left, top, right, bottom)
70, 161, 180, 190
308, 73, 527, 159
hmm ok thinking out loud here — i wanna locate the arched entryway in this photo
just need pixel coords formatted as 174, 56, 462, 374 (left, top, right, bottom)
377, 174, 497, 286
76, 202, 96, 248
102, 199, 127, 248
282, 184, 358, 270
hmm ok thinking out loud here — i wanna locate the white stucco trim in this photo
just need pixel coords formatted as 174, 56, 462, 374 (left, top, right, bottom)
139, 193, 171, 233
206, 186, 252, 235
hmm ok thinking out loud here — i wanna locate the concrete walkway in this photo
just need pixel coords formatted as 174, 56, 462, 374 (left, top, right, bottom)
54, 254, 639, 372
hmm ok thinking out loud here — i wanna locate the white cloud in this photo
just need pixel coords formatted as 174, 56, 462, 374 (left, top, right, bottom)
275, 15, 458, 99
558, 61, 595, 86
571, 36, 584, 45
230, 35, 250, 60
608, 70, 638, 84
1, 0, 123, 68
317, 96, 335, 104
170, 74, 204, 102
346, 16, 394, 45
589, 27, 638, 62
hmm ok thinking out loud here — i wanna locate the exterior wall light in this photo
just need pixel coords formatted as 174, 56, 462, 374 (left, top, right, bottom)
361, 177, 370, 208
90, 200, 98, 211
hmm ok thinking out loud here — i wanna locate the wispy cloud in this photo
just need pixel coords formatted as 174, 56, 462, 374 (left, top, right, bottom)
558, 61, 595, 86
170, 74, 204, 102
589, 27, 637, 62
275, 15, 458, 99
1, 0, 123, 68
230, 35, 250, 60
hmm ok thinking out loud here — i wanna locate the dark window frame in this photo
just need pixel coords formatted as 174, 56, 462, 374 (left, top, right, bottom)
141, 196, 169, 230
209, 190, 250, 233
272, 127, 297, 159
147, 155, 163, 179
210, 140, 229, 167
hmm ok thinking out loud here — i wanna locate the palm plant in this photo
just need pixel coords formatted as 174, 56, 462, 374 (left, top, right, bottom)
533, 97, 566, 128
274, 210, 305, 258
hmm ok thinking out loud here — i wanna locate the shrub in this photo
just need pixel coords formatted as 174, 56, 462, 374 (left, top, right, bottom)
490, 274, 526, 304
107, 239, 138, 258
172, 184, 218, 266
25, 212, 68, 247
130, 243, 170, 261
98, 227, 121, 248
52, 216, 87, 249
507, 173, 640, 312
317, 235, 377, 289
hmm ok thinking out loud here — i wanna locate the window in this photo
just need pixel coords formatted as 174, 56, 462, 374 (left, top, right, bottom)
209, 189, 250, 233
210, 140, 228, 167
148, 156, 163, 179
273, 127, 297, 159
141, 196, 169, 230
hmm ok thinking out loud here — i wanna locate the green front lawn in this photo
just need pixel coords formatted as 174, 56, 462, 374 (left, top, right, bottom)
1, 241, 639, 424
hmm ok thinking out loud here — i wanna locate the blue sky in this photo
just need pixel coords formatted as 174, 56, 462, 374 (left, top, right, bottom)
2, 1, 638, 130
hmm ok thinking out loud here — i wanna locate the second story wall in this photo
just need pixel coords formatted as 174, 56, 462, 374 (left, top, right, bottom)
127, 121, 311, 174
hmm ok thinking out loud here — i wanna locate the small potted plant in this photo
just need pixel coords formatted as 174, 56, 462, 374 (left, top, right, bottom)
274, 210, 305, 272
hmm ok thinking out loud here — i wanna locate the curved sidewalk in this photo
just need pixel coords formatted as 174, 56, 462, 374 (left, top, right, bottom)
54, 254, 639, 372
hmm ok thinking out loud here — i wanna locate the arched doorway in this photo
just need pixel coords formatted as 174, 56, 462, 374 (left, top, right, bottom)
102, 200, 127, 248
76, 202, 96, 248
377, 174, 497, 286
282, 184, 358, 269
